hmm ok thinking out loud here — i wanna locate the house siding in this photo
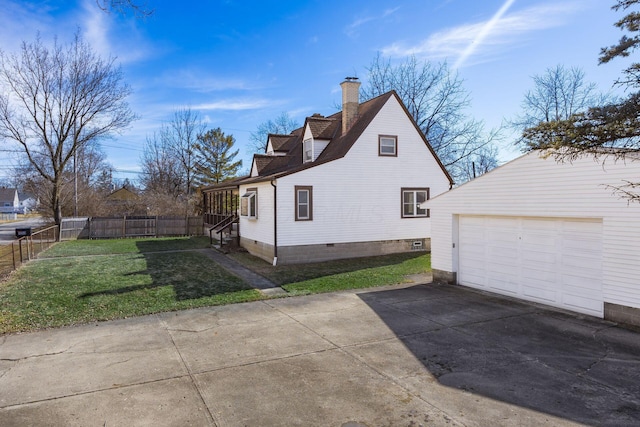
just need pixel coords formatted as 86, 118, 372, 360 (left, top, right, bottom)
238, 181, 275, 256
275, 96, 450, 252
429, 152, 640, 319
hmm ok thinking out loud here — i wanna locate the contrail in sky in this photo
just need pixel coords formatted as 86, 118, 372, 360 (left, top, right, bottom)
454, 0, 516, 69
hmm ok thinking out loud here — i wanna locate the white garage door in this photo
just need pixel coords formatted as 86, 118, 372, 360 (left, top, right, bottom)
458, 216, 603, 317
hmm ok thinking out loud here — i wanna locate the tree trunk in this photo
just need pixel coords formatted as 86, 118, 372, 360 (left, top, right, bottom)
51, 177, 63, 241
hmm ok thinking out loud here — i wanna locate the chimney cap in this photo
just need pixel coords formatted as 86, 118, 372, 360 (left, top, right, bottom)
344, 76, 359, 82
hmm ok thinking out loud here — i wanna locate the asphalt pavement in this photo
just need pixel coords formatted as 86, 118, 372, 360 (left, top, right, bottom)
1, 281, 639, 426
0, 216, 48, 244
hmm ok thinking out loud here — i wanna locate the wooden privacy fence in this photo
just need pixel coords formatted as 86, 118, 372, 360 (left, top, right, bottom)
0, 225, 58, 279
60, 216, 204, 240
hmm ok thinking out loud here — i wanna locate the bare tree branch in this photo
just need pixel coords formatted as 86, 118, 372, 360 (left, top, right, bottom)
0, 33, 136, 225
362, 53, 501, 182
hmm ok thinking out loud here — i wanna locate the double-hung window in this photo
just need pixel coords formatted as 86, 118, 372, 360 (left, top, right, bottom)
303, 139, 313, 162
401, 188, 429, 218
295, 186, 313, 221
241, 188, 257, 218
379, 135, 397, 156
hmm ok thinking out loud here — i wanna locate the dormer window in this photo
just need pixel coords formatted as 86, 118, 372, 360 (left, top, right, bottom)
303, 138, 313, 162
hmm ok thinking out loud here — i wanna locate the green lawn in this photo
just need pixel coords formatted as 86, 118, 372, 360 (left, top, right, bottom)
229, 251, 430, 295
41, 236, 212, 257
0, 237, 431, 334
0, 237, 261, 333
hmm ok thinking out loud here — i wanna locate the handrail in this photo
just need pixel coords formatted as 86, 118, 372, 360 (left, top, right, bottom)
208, 214, 238, 246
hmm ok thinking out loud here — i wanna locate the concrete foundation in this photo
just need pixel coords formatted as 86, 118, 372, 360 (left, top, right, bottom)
240, 237, 275, 263
432, 269, 457, 285
605, 302, 640, 328
241, 237, 429, 265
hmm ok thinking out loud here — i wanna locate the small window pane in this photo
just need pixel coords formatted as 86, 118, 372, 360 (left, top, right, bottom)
298, 190, 308, 204
403, 192, 414, 204
298, 204, 308, 219
304, 139, 312, 162
240, 197, 248, 216
403, 203, 414, 216
241, 191, 256, 218
416, 191, 427, 215
380, 136, 396, 156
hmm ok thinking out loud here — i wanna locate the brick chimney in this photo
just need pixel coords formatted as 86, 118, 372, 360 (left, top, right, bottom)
340, 77, 360, 134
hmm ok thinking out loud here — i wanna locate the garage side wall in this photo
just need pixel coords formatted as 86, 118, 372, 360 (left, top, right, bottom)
429, 152, 640, 324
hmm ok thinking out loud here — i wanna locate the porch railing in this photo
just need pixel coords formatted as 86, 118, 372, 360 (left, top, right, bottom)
209, 214, 239, 248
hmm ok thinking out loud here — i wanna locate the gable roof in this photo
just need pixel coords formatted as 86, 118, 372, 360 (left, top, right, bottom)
307, 115, 339, 140
106, 187, 139, 201
268, 134, 297, 152
204, 89, 453, 190
0, 188, 18, 203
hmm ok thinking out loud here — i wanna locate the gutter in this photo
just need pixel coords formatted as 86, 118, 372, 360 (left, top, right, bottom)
270, 179, 278, 266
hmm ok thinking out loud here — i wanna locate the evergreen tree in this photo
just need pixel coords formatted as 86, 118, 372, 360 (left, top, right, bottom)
193, 128, 243, 186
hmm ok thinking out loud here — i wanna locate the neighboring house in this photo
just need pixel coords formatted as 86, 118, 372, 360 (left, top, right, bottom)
428, 151, 640, 327
202, 78, 453, 265
105, 186, 145, 216
18, 192, 39, 213
0, 187, 20, 213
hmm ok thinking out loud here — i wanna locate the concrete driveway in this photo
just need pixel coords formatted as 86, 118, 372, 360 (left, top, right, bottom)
0, 282, 639, 426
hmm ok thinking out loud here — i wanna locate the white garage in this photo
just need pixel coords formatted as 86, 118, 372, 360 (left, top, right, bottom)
458, 215, 603, 317
429, 152, 640, 327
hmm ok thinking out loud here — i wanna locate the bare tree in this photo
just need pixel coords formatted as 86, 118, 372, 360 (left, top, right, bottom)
164, 107, 206, 198
140, 132, 183, 198
0, 33, 136, 225
521, 1, 640, 201
456, 144, 500, 183
511, 65, 608, 133
13, 144, 114, 218
248, 112, 299, 154
363, 53, 500, 182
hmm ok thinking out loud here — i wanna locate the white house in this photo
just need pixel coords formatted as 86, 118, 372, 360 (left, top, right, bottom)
428, 151, 640, 327
18, 192, 38, 213
203, 78, 453, 264
0, 188, 20, 213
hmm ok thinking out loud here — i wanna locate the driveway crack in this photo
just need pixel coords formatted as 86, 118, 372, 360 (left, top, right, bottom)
0, 347, 71, 362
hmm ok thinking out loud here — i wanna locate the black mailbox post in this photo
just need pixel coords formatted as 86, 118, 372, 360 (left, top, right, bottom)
15, 228, 32, 238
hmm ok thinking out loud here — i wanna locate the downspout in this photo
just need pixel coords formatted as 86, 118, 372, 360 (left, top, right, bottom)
270, 179, 278, 266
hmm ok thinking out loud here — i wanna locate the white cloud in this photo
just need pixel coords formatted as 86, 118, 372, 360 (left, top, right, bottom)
192, 99, 273, 111
81, 0, 112, 59
381, 2, 583, 67
345, 6, 400, 37
0, 1, 56, 53
453, 0, 515, 69
79, 0, 156, 64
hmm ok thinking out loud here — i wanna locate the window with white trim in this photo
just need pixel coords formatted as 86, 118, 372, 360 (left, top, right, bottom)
240, 188, 257, 218
379, 135, 397, 156
401, 188, 429, 218
295, 186, 313, 221
303, 138, 313, 162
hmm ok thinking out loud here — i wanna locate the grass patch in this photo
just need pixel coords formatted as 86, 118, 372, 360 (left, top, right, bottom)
1, 237, 432, 334
230, 251, 430, 295
0, 247, 261, 333
41, 236, 212, 258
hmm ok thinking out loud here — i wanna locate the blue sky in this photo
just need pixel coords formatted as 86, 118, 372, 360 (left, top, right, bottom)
0, 0, 633, 183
